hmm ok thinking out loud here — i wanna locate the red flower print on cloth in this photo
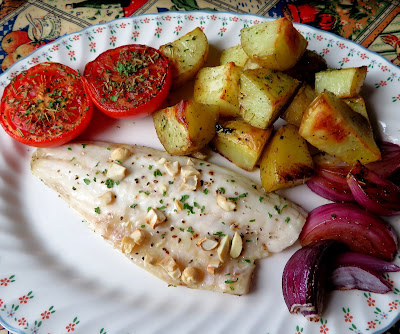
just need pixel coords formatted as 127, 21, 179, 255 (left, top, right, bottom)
17, 318, 27, 326
19, 295, 29, 304
317, 35, 323, 41
143, 18, 150, 23
96, 27, 103, 33
132, 31, 139, 38
320, 324, 329, 333
367, 297, 375, 307
73, 34, 79, 41
41, 310, 51, 319
344, 312, 353, 322
339, 43, 345, 49
368, 321, 376, 329
211, 14, 217, 21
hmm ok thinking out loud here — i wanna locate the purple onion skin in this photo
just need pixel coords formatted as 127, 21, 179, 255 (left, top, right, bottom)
347, 161, 400, 216
299, 203, 398, 261
282, 240, 344, 320
331, 265, 391, 294
307, 176, 354, 202
335, 252, 400, 273
367, 141, 400, 179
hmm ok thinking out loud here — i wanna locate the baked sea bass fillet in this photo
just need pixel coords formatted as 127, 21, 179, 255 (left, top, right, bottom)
31, 142, 307, 295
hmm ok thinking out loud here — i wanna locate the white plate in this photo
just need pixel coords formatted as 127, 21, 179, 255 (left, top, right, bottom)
1, 11, 400, 334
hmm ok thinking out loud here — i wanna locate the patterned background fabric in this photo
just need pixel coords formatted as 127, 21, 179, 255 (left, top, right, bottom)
0, 0, 399, 333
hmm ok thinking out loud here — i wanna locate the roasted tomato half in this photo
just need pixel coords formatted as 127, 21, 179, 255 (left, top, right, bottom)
0, 62, 93, 147
83, 44, 172, 119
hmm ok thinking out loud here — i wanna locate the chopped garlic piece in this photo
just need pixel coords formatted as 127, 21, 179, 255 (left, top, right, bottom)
216, 194, 236, 212
180, 175, 198, 191
217, 235, 230, 263
144, 254, 156, 266
174, 199, 184, 212
99, 191, 114, 205
180, 165, 200, 177
130, 229, 145, 245
159, 254, 178, 272
160, 184, 168, 194
157, 157, 167, 165
199, 238, 219, 251
164, 160, 180, 176
145, 208, 167, 229
168, 268, 182, 280
106, 162, 127, 181
230, 231, 243, 258
121, 236, 135, 254
110, 147, 131, 162
186, 158, 195, 166
182, 267, 202, 285
207, 260, 221, 275
191, 151, 207, 160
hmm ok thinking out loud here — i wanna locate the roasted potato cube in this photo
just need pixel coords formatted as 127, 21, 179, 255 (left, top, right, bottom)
220, 44, 249, 67
260, 124, 314, 192
242, 58, 262, 71
153, 100, 218, 155
281, 83, 316, 127
159, 27, 209, 88
299, 91, 381, 164
342, 96, 369, 121
315, 66, 367, 98
239, 68, 300, 129
240, 18, 308, 71
211, 120, 273, 171
194, 62, 242, 118
284, 50, 328, 87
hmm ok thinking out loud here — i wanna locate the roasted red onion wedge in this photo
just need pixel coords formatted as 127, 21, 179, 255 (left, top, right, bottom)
366, 141, 400, 179
347, 161, 400, 216
335, 252, 400, 273
299, 203, 398, 261
331, 265, 392, 293
307, 175, 354, 202
282, 240, 343, 321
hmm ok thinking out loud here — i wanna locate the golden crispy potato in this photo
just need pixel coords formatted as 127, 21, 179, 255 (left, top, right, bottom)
315, 66, 367, 98
159, 27, 209, 88
194, 62, 242, 118
260, 124, 314, 193
240, 18, 307, 71
153, 100, 218, 155
281, 83, 316, 127
211, 120, 273, 171
242, 58, 262, 71
220, 44, 249, 67
239, 68, 300, 129
299, 91, 381, 164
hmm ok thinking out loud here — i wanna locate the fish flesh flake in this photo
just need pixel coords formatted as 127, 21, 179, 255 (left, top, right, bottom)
31, 141, 307, 295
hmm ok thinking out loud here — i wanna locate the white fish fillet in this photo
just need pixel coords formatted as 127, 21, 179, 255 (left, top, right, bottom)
31, 141, 307, 295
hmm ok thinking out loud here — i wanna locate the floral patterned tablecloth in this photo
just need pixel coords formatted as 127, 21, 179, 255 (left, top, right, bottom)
0, 0, 399, 333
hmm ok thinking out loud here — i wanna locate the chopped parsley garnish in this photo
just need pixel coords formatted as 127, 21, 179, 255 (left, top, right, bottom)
268, 212, 272, 218
180, 195, 189, 202
130, 204, 137, 209
187, 226, 194, 234
214, 232, 225, 237
225, 278, 238, 284
153, 169, 162, 177
83, 178, 90, 185
249, 219, 255, 222
331, 214, 337, 219
259, 196, 264, 202
105, 179, 115, 188
217, 187, 226, 194
139, 190, 150, 195
168, 181, 174, 184
148, 165, 153, 170
68, 147, 72, 151
274, 204, 287, 214
285, 217, 291, 223
203, 188, 209, 195
82, 144, 87, 148
94, 207, 100, 214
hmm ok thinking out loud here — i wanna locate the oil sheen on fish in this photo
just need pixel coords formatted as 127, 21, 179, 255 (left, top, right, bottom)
31, 141, 307, 295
